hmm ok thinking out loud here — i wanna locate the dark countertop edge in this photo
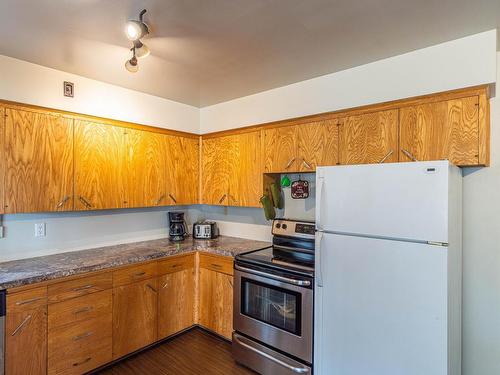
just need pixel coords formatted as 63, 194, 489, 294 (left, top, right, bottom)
0, 237, 270, 291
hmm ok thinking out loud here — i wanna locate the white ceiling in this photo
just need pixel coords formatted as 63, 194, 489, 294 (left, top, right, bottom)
1, 0, 499, 107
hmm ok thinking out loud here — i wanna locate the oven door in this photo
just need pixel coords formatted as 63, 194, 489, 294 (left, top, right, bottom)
233, 263, 313, 363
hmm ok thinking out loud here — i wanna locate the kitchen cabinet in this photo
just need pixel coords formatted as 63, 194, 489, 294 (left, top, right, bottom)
339, 109, 399, 165
4, 108, 73, 213
202, 131, 261, 207
165, 135, 200, 205
263, 126, 297, 173
297, 119, 339, 170
0, 107, 5, 214
127, 129, 168, 208
198, 254, 234, 339
74, 120, 127, 210
6, 287, 48, 375
112, 277, 158, 359
399, 96, 480, 166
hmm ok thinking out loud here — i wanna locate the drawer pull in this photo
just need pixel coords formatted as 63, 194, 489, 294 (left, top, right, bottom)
147, 284, 158, 293
73, 331, 94, 341
74, 306, 92, 314
211, 263, 222, 268
11, 315, 32, 336
133, 271, 146, 277
73, 357, 92, 367
72, 285, 94, 292
15, 297, 43, 306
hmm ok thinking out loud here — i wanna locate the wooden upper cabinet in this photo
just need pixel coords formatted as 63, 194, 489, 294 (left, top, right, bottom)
0, 107, 4, 215
399, 96, 480, 166
127, 129, 167, 207
74, 120, 127, 210
339, 109, 398, 165
263, 126, 298, 173
229, 131, 262, 207
201, 136, 231, 205
297, 119, 339, 170
4, 108, 74, 213
165, 136, 199, 205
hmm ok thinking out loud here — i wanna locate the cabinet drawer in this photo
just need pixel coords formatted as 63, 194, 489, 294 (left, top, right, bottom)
48, 314, 112, 375
113, 262, 158, 287
158, 254, 195, 275
48, 273, 112, 304
7, 286, 47, 312
48, 290, 112, 329
199, 253, 233, 276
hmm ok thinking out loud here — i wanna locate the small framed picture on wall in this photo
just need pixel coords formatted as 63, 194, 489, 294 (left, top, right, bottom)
63, 81, 74, 97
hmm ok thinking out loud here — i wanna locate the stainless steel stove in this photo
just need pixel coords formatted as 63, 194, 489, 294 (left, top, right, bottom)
233, 219, 315, 375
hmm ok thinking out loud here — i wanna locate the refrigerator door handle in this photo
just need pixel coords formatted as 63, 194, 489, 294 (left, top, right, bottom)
316, 231, 324, 287
316, 176, 325, 230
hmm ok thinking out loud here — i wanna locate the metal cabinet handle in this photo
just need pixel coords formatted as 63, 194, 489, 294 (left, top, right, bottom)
73, 357, 92, 367
133, 271, 146, 277
72, 285, 94, 292
285, 157, 296, 170
55, 196, 70, 209
211, 263, 222, 269
233, 334, 309, 374
11, 315, 32, 336
74, 306, 92, 314
73, 331, 93, 341
78, 196, 92, 208
235, 265, 311, 286
228, 194, 239, 204
156, 194, 166, 205
15, 297, 43, 306
302, 158, 313, 170
218, 194, 227, 204
146, 284, 157, 293
378, 150, 394, 163
162, 282, 169, 289
168, 193, 177, 204
401, 149, 418, 162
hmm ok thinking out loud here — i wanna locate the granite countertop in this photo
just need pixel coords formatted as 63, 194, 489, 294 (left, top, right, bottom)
0, 236, 271, 290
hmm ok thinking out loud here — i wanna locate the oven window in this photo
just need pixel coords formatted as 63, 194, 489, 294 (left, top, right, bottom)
241, 277, 301, 335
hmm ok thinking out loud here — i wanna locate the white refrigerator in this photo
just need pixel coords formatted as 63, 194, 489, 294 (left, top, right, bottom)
314, 161, 462, 375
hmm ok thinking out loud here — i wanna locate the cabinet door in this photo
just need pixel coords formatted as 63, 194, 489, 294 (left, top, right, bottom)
0, 107, 5, 214
263, 126, 298, 173
127, 130, 167, 207
158, 268, 195, 339
400, 96, 479, 166
112, 278, 158, 359
6, 288, 47, 375
74, 120, 127, 210
4, 108, 73, 213
297, 119, 339, 171
165, 136, 199, 205
201, 136, 231, 205
199, 268, 233, 339
228, 131, 262, 207
339, 110, 398, 165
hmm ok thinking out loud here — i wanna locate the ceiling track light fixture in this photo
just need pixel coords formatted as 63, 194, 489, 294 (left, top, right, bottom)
124, 9, 150, 73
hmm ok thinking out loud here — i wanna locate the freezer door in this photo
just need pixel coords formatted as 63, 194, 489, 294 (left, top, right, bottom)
316, 161, 453, 243
314, 233, 448, 375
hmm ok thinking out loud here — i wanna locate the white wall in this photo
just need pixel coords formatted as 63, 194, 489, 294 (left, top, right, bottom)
200, 30, 497, 133
0, 55, 200, 133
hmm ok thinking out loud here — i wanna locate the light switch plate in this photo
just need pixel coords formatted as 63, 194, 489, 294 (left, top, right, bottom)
35, 223, 46, 237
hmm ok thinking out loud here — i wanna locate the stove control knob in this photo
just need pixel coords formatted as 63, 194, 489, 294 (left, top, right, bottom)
282, 224, 288, 230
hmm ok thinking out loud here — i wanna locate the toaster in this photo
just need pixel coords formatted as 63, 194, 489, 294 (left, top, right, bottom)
193, 221, 219, 239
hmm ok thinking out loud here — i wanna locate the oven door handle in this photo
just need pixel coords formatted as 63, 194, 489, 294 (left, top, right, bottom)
233, 334, 310, 374
234, 265, 311, 287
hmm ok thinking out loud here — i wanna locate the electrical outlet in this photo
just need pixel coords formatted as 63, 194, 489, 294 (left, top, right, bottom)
35, 223, 46, 237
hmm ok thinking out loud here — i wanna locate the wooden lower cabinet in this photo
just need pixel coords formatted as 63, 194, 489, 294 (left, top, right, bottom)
198, 267, 234, 340
6, 287, 48, 375
158, 268, 195, 338
112, 278, 158, 359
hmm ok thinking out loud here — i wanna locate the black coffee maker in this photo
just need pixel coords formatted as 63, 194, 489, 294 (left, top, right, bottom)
168, 211, 187, 241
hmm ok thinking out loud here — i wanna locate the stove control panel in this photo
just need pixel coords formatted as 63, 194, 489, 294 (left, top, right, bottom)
272, 219, 315, 239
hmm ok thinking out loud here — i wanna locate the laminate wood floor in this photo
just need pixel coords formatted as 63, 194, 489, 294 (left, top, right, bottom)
96, 328, 255, 374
